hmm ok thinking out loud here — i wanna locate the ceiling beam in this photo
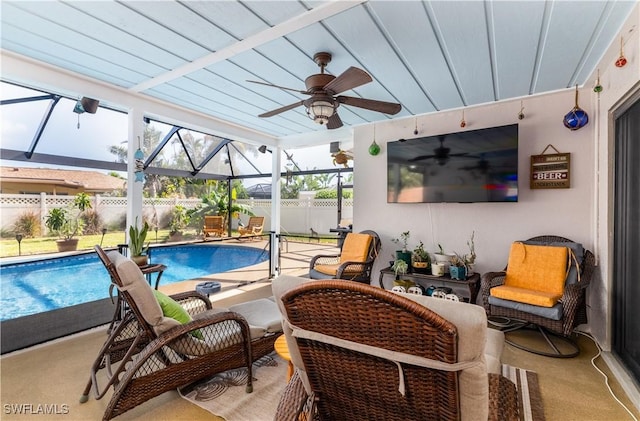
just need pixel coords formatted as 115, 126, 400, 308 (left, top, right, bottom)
129, 0, 368, 93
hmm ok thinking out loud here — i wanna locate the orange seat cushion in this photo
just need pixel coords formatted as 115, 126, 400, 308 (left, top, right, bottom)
490, 285, 562, 307
339, 233, 372, 264
490, 242, 568, 307
314, 263, 365, 276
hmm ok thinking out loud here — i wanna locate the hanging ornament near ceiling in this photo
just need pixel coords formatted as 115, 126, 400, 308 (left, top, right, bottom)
460, 110, 466, 128
72, 97, 99, 129
518, 101, 525, 120
563, 86, 589, 131
593, 69, 603, 93
369, 124, 380, 156
134, 136, 145, 183
615, 36, 627, 68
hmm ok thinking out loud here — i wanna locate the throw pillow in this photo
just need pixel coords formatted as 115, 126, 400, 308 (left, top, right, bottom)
153, 290, 203, 339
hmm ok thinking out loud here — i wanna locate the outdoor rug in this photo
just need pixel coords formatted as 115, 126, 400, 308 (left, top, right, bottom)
179, 356, 544, 421
178, 353, 286, 421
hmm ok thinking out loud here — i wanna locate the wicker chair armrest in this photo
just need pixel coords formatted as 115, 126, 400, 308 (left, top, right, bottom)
170, 291, 213, 316
335, 259, 371, 278
309, 254, 340, 268
480, 271, 506, 312
273, 371, 311, 421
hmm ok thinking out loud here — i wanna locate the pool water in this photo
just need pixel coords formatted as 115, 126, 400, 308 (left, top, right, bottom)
0, 244, 268, 321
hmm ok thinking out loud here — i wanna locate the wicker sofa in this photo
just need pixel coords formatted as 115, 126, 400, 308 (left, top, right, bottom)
271, 275, 517, 421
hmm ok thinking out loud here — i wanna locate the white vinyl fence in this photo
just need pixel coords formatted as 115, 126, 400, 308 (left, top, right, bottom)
0, 193, 353, 236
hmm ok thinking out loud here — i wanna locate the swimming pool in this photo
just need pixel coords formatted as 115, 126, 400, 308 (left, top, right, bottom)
0, 244, 268, 321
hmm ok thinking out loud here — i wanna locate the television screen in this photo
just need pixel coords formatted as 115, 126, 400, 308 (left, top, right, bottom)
387, 124, 518, 203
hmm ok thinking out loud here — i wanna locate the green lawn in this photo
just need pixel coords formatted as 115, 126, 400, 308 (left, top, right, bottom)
0, 230, 338, 258
0, 230, 197, 258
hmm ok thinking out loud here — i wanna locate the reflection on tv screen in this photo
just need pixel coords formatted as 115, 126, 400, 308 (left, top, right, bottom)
387, 124, 518, 203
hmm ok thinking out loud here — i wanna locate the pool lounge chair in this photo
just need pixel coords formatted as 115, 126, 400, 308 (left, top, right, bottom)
82, 246, 282, 421
238, 216, 264, 241
203, 215, 225, 238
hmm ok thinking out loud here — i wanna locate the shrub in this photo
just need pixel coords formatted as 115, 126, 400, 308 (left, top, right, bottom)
13, 211, 41, 238
314, 189, 352, 199
81, 209, 104, 235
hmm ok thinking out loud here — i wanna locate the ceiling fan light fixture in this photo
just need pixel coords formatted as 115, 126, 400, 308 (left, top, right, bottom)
307, 100, 335, 125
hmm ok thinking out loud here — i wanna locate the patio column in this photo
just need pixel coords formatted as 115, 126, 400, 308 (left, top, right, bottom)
126, 108, 144, 245
270, 146, 282, 277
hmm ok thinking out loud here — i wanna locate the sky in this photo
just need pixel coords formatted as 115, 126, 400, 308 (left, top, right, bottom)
1, 81, 342, 187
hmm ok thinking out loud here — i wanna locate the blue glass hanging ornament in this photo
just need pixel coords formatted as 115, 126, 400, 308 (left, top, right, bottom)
134, 136, 145, 182
563, 86, 588, 131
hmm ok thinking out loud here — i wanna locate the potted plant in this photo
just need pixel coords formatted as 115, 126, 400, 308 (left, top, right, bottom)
391, 231, 412, 268
449, 252, 468, 280
391, 259, 408, 280
412, 241, 431, 273
129, 217, 150, 266
44, 193, 91, 252
465, 231, 477, 274
433, 243, 455, 266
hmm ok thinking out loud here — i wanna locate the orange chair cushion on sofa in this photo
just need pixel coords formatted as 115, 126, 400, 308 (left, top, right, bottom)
314, 233, 372, 276
490, 242, 568, 307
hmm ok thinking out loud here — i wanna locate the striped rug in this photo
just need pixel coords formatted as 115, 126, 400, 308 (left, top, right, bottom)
503, 364, 546, 421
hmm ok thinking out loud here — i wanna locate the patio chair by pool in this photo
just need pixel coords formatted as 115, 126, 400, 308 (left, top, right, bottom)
81, 246, 282, 421
203, 215, 225, 238
309, 230, 381, 283
272, 277, 518, 421
238, 216, 264, 240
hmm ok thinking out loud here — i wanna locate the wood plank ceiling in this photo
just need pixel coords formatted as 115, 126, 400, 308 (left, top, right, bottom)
0, 0, 635, 145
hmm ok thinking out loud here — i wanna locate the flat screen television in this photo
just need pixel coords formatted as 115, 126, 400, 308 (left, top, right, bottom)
387, 124, 518, 203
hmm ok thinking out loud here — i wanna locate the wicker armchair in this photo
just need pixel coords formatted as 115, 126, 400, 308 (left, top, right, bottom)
81, 246, 280, 421
480, 235, 595, 357
309, 230, 381, 283
272, 277, 518, 421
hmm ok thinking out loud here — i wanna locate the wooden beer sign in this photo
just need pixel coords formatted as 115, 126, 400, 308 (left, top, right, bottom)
530, 145, 570, 189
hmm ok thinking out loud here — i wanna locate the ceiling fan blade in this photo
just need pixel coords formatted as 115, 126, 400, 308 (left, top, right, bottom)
247, 80, 309, 95
326, 113, 343, 130
323, 67, 372, 94
409, 154, 435, 162
337, 96, 401, 115
258, 100, 304, 118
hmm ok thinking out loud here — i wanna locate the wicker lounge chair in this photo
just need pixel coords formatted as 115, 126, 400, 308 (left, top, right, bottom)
309, 230, 381, 283
203, 215, 225, 238
480, 235, 594, 357
272, 276, 519, 421
81, 246, 282, 421
238, 216, 264, 240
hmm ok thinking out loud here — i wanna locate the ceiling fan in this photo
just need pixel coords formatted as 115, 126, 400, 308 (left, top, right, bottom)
409, 136, 469, 166
248, 52, 402, 129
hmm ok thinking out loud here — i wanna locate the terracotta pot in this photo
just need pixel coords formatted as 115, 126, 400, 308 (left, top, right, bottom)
131, 255, 149, 266
56, 239, 79, 252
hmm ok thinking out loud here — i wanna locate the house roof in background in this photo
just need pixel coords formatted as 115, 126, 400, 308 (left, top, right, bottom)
0, 166, 126, 193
